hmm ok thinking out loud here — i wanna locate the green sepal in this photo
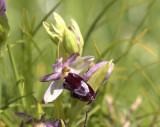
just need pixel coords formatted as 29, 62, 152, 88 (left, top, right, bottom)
88, 60, 113, 92
54, 12, 66, 34
43, 22, 59, 45
63, 28, 79, 55
71, 19, 84, 47
71, 19, 84, 56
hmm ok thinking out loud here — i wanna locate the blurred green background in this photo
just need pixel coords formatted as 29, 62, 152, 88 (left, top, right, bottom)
1, 0, 160, 126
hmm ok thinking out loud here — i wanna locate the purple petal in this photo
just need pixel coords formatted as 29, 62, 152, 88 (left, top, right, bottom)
15, 112, 37, 125
81, 61, 107, 81
62, 53, 79, 68
52, 57, 63, 72
40, 113, 46, 121
15, 112, 32, 120
39, 72, 60, 82
70, 56, 94, 74
44, 118, 54, 124
44, 80, 64, 104
46, 120, 62, 127
64, 73, 95, 102
0, 0, 6, 17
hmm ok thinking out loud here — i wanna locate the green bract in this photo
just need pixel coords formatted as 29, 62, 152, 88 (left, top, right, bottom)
43, 12, 83, 59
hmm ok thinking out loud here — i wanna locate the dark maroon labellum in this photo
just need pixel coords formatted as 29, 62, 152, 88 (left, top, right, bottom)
64, 73, 95, 102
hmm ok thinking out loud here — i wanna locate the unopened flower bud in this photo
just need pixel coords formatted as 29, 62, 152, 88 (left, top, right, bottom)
43, 12, 84, 58
43, 13, 66, 45
63, 28, 79, 55
53, 12, 66, 34
43, 22, 60, 45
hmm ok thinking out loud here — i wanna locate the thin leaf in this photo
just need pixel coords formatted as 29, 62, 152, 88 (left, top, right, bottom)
20, 26, 46, 63
84, 0, 118, 51
113, 0, 127, 39
32, 0, 64, 36
96, 0, 149, 30
94, 42, 103, 61
30, 14, 37, 34
75, 105, 100, 127
135, 63, 160, 97
140, 87, 156, 111
0, 92, 34, 111
107, 0, 155, 63
129, 60, 160, 78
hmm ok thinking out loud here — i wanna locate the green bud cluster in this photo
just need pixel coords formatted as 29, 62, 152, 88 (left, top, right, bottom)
43, 13, 84, 60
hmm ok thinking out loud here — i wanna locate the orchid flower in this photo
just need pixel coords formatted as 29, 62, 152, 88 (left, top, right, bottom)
63, 61, 114, 103
15, 112, 67, 127
40, 53, 94, 103
0, 0, 6, 17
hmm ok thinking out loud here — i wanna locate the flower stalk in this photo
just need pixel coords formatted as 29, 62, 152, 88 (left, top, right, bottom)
7, 42, 27, 109
54, 95, 65, 120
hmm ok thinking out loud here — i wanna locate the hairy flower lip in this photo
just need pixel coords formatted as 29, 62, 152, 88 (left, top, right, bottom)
39, 53, 94, 103
64, 73, 96, 102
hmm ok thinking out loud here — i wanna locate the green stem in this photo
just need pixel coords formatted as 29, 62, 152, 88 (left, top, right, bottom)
7, 42, 27, 108
7, 43, 19, 80
0, 56, 3, 122
68, 101, 86, 127
54, 95, 65, 120
74, 105, 100, 127
32, 0, 64, 36
23, 30, 46, 63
